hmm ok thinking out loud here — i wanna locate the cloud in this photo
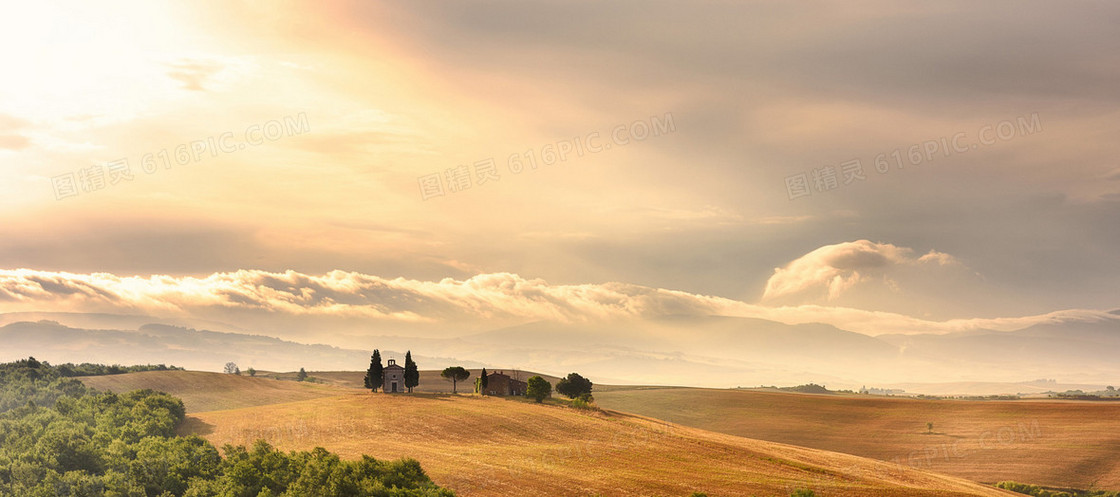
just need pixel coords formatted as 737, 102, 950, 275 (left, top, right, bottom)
757, 240, 1007, 319
0, 134, 30, 151
0, 269, 717, 327
0, 267, 1110, 340
762, 240, 961, 301
0, 113, 30, 150
165, 58, 226, 91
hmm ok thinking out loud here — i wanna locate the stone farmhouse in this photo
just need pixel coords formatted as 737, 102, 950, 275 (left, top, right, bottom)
481, 370, 527, 396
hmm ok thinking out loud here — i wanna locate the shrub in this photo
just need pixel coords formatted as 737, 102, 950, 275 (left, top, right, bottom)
996, 481, 1076, 497
570, 397, 595, 410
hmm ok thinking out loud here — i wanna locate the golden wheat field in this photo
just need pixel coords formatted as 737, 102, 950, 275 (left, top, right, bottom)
595, 386, 1120, 490
91, 370, 1120, 495
78, 370, 350, 412
184, 391, 1015, 497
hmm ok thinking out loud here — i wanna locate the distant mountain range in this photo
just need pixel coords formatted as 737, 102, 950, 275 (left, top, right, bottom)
0, 318, 482, 373
2, 311, 1116, 394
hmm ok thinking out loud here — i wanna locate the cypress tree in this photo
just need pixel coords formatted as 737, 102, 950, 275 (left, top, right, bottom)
364, 349, 383, 392
404, 351, 419, 393
479, 367, 489, 394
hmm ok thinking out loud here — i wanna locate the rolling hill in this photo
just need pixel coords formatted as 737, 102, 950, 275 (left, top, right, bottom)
185, 391, 1014, 497
78, 369, 562, 411
78, 370, 353, 412
304, 369, 563, 394
78, 370, 1018, 496
595, 386, 1120, 490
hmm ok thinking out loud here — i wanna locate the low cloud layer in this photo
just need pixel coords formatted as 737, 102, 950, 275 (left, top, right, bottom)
0, 269, 722, 327
0, 260, 1110, 342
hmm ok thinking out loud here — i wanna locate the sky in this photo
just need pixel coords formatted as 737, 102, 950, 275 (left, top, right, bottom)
1, 1, 1118, 346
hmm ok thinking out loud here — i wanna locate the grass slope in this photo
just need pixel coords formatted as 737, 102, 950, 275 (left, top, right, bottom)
78, 368, 554, 412
595, 386, 1120, 490
78, 370, 350, 413
184, 391, 1014, 497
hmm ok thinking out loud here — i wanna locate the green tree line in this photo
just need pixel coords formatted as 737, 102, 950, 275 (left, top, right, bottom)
55, 362, 184, 378
997, 481, 1119, 497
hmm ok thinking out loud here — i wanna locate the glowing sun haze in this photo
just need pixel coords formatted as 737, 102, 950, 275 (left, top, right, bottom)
2, 1, 1118, 348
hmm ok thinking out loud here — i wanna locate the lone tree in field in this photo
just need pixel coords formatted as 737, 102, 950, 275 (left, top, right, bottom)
364, 349, 383, 392
441, 366, 470, 393
927, 422, 934, 434
404, 351, 419, 393
556, 372, 593, 400
247, 367, 256, 377
526, 375, 551, 403
224, 362, 239, 375
297, 368, 308, 382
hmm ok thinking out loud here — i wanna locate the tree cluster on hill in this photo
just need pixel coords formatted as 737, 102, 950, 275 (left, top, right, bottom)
956, 394, 1021, 401
0, 357, 90, 413
556, 372, 593, 402
1048, 390, 1120, 401
781, 383, 832, 394
53, 361, 183, 377
0, 358, 453, 496
997, 481, 1119, 497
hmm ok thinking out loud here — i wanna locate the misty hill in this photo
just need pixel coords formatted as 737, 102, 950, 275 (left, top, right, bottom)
472, 315, 899, 360
378, 314, 1120, 391
877, 315, 1120, 385
0, 311, 247, 333
4, 311, 1118, 394
0, 320, 482, 373
360, 317, 888, 388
